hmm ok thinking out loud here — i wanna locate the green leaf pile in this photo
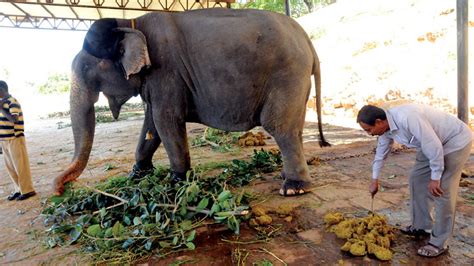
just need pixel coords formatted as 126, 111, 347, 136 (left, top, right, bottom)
191, 127, 242, 152
42, 149, 282, 263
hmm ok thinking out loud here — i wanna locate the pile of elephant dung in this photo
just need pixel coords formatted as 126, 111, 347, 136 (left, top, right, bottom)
323, 212, 396, 261
249, 204, 294, 226
238, 131, 270, 147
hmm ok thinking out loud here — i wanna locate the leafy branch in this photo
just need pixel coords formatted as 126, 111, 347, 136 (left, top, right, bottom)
41, 149, 282, 263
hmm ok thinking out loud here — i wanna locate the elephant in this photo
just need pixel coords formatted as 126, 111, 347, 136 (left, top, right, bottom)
53, 8, 330, 196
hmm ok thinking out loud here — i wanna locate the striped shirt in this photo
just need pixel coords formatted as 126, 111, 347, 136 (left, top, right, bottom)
0, 95, 25, 140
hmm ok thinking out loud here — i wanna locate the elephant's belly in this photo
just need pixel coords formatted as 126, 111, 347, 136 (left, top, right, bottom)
187, 108, 260, 132
205, 120, 260, 132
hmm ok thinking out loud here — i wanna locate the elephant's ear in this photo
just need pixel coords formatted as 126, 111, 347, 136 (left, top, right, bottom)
116, 28, 151, 80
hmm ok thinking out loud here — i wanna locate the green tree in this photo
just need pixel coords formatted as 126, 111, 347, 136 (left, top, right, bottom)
233, 0, 329, 18
38, 72, 70, 94
0, 67, 10, 79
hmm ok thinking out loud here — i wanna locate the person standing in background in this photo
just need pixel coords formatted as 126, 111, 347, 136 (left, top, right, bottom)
0, 80, 36, 201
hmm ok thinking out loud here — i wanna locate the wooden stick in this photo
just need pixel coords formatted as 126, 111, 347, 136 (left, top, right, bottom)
92, 201, 127, 215
78, 182, 128, 204
77, 181, 129, 215
258, 248, 287, 265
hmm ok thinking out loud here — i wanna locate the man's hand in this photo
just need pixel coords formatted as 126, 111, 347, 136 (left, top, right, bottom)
369, 179, 379, 197
0, 108, 18, 123
428, 180, 443, 197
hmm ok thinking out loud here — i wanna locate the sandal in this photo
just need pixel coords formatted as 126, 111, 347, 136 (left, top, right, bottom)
400, 225, 431, 237
417, 243, 448, 257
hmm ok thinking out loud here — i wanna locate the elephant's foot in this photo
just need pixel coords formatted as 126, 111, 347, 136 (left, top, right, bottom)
129, 163, 155, 179
170, 171, 187, 184
279, 178, 311, 197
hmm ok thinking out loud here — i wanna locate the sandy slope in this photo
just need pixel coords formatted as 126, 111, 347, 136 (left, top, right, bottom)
299, 0, 474, 128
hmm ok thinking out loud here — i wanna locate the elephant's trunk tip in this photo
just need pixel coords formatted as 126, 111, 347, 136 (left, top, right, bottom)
53, 161, 84, 195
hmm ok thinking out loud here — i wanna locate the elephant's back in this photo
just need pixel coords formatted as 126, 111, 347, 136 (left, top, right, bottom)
177, 8, 286, 21
174, 8, 305, 37
140, 9, 315, 132
140, 9, 311, 58
169, 8, 313, 68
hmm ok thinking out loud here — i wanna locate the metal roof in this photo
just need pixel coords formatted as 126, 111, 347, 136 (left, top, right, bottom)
0, 0, 234, 30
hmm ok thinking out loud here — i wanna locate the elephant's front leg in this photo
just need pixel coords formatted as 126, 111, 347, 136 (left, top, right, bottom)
153, 114, 190, 183
130, 105, 161, 178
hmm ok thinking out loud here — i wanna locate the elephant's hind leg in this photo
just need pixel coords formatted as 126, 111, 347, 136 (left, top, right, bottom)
271, 132, 312, 196
260, 82, 312, 196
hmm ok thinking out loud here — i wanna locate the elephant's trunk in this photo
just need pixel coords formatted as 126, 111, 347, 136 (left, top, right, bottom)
53, 73, 98, 195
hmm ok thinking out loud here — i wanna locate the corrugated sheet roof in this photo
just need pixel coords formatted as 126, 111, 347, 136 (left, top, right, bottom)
0, 0, 234, 30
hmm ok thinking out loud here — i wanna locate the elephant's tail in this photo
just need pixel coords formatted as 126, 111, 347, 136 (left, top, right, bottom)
312, 48, 331, 147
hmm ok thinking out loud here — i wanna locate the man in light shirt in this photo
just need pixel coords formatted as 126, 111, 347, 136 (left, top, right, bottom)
357, 104, 472, 257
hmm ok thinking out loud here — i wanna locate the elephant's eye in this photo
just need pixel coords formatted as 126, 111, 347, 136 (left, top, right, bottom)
119, 46, 125, 56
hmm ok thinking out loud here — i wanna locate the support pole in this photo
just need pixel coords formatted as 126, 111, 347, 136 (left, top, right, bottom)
285, 0, 291, 16
457, 0, 469, 123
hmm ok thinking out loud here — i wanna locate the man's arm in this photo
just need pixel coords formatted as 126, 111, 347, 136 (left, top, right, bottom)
372, 134, 393, 180
0, 98, 19, 123
370, 134, 393, 196
0, 107, 18, 123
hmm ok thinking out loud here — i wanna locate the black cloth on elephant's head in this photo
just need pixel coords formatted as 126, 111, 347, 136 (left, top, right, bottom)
83, 18, 124, 60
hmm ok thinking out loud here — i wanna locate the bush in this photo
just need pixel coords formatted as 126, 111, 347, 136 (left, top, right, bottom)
38, 73, 70, 94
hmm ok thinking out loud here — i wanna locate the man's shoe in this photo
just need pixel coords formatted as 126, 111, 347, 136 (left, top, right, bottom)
400, 225, 431, 237
16, 191, 36, 201
7, 192, 21, 201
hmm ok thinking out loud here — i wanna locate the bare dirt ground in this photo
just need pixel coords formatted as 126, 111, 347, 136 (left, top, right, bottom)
0, 114, 473, 265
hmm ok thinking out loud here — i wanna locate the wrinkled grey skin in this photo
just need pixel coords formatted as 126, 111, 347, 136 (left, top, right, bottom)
53, 8, 330, 195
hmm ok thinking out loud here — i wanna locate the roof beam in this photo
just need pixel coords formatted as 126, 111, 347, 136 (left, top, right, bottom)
9, 2, 31, 16
68, 5, 79, 19
0, 14, 93, 30
39, 3, 55, 18
2, 1, 165, 13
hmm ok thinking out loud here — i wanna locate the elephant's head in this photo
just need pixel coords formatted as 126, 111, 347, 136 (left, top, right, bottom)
53, 18, 151, 195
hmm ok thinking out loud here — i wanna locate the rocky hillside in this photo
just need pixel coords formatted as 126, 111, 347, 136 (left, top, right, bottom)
298, 0, 474, 128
